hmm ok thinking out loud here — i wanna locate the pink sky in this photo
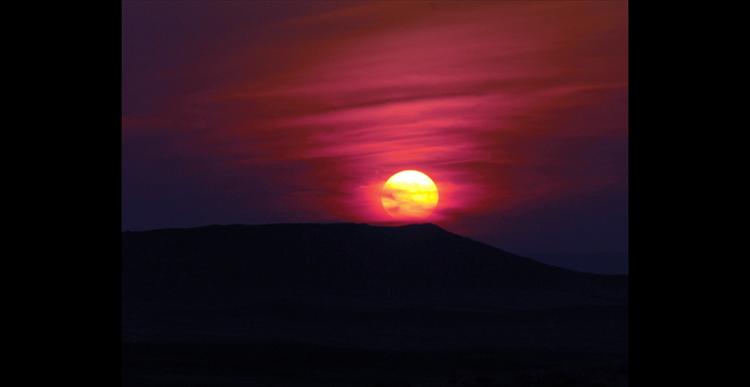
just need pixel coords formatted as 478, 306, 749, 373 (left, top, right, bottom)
123, 0, 628, 272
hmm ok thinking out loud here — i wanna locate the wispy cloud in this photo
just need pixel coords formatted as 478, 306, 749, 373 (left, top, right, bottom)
123, 0, 627, 252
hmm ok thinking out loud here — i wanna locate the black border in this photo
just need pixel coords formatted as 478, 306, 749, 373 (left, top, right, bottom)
28, 1, 122, 384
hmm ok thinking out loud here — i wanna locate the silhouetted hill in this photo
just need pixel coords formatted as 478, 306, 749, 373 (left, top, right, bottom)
123, 223, 626, 347
123, 223, 628, 386
123, 223, 625, 307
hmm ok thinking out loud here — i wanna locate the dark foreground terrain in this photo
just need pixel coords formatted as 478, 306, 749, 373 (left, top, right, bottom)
122, 223, 627, 386
124, 341, 627, 387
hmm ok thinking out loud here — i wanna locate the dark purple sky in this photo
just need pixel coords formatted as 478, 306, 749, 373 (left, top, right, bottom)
122, 1, 628, 274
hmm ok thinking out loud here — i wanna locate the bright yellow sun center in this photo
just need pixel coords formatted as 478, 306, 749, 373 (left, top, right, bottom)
381, 170, 439, 219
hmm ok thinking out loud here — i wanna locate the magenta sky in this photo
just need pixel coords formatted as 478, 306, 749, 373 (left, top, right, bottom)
123, 1, 628, 273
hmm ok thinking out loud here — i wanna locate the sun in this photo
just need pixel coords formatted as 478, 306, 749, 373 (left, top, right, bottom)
381, 170, 439, 220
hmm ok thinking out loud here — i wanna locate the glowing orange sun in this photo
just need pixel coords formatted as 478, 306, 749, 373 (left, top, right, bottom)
381, 170, 439, 220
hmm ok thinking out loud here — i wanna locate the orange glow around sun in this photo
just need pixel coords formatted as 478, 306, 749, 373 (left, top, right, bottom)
381, 170, 439, 220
